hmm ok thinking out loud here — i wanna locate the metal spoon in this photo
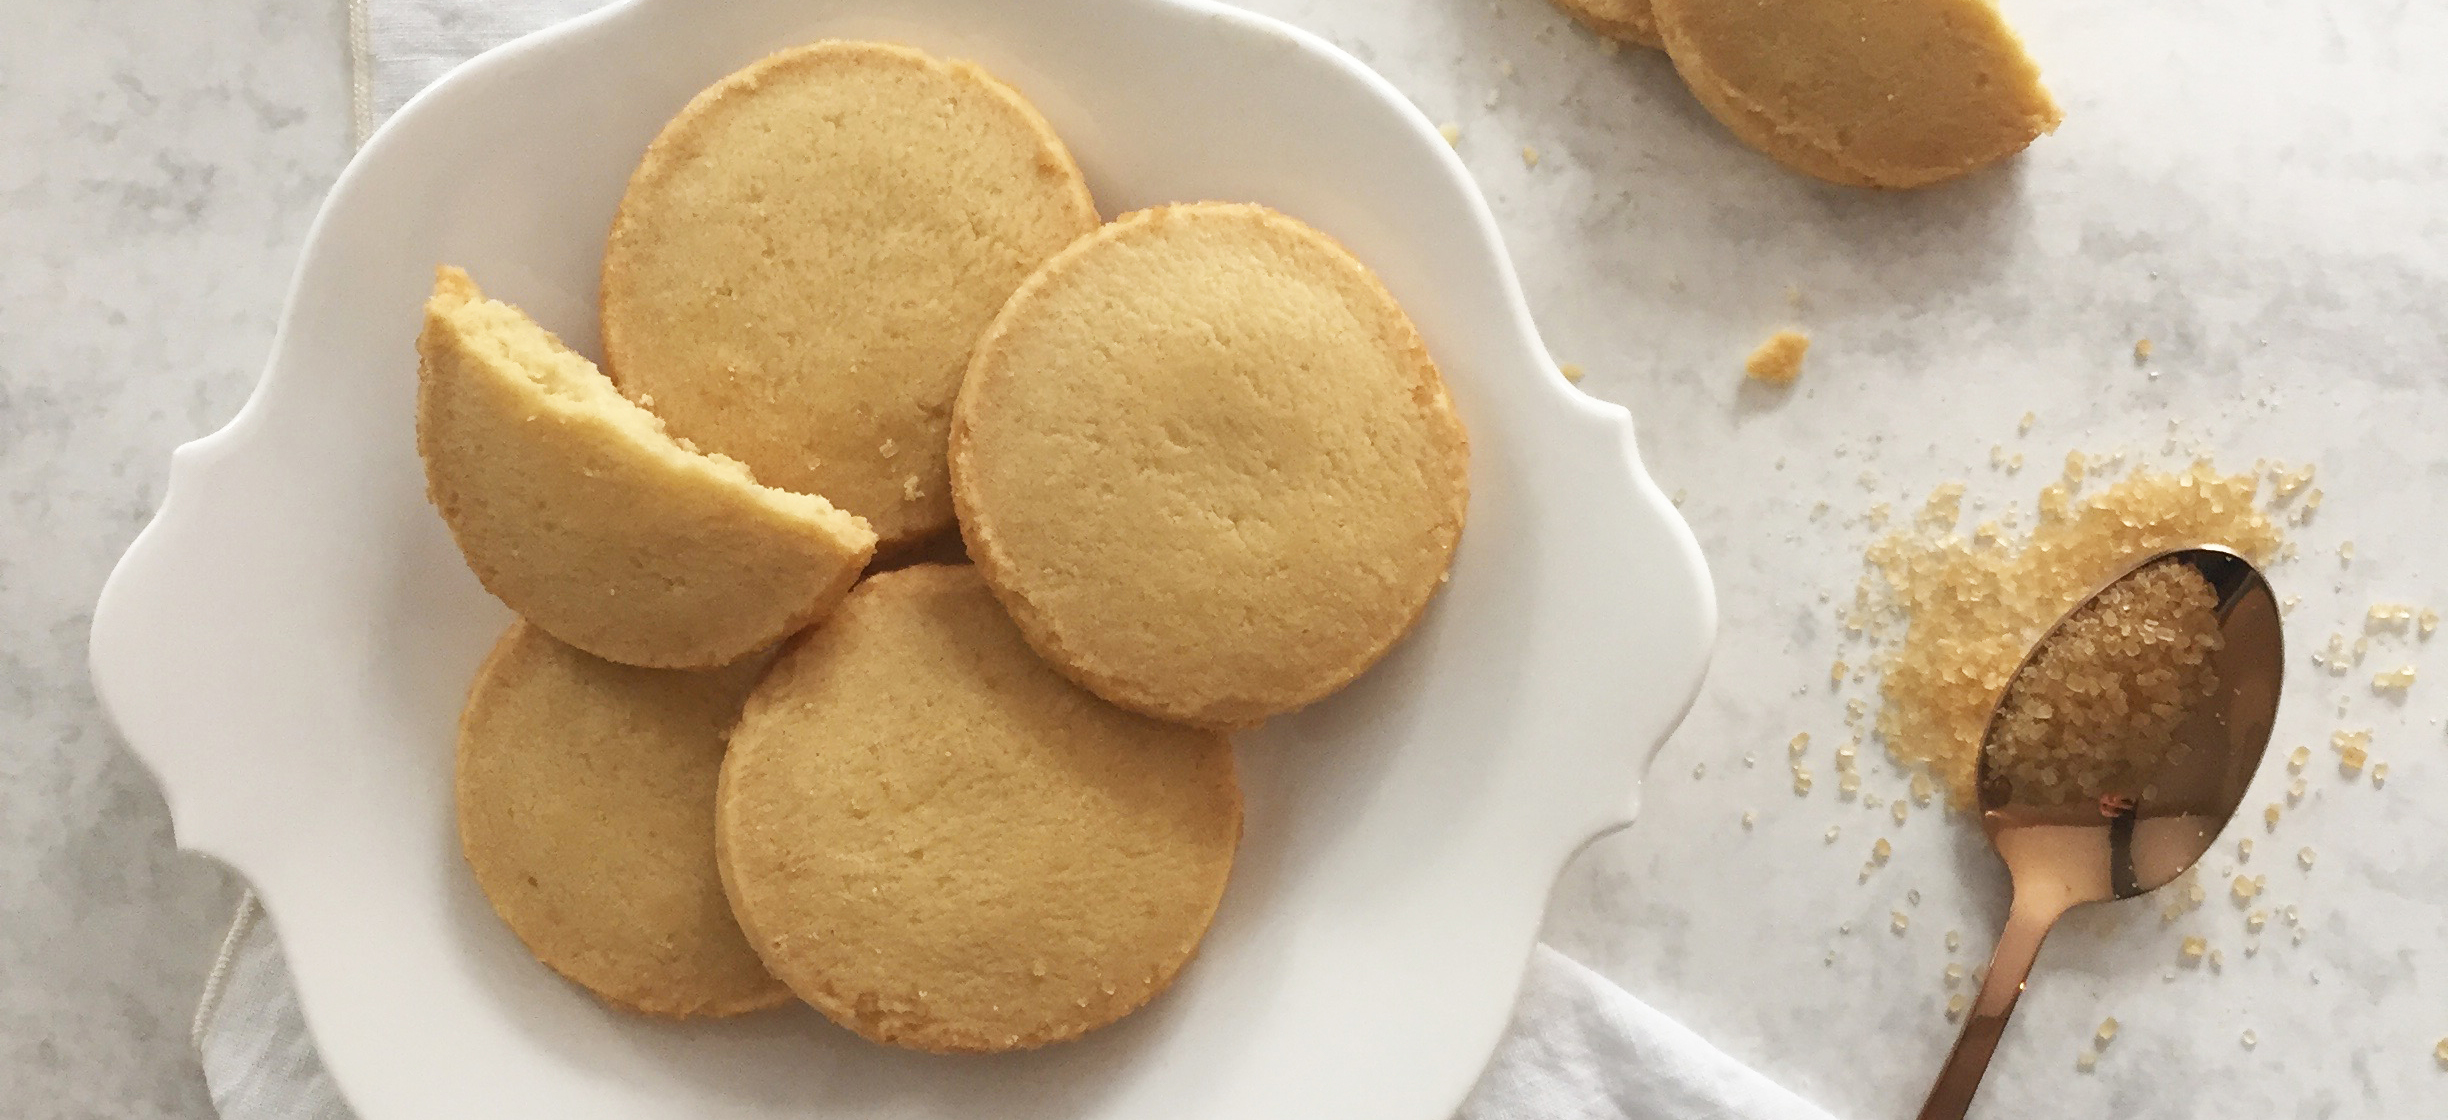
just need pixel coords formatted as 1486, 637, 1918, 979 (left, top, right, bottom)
1915, 545, 2283, 1120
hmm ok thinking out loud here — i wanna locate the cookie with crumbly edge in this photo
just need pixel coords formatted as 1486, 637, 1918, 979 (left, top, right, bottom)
1652, 0, 2061, 188
949, 202, 1469, 729
416, 267, 874, 669
457, 621, 789, 1019
716, 565, 1240, 1053
600, 40, 1099, 552
1555, 0, 1662, 49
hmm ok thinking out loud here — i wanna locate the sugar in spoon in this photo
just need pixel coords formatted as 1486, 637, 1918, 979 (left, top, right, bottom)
1915, 545, 2283, 1120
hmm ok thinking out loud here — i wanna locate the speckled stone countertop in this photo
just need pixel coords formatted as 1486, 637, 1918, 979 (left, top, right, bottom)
7, 0, 2444, 1117
2, 0, 351, 1115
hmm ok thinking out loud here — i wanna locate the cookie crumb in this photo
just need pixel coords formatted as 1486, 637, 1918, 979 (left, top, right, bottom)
1438, 122, 1462, 146
2134, 338, 2153, 362
1520, 144, 1540, 168
1557, 361, 1586, 383
1744, 330, 1810, 384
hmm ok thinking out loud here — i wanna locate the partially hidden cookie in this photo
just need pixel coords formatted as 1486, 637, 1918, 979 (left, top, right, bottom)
717, 565, 1241, 1053
457, 621, 789, 1019
950, 203, 1469, 729
1652, 0, 2062, 188
417, 267, 874, 669
1554, 0, 1662, 49
601, 41, 1099, 552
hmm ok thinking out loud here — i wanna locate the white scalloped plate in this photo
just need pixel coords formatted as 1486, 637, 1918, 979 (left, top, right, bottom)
89, 1, 1714, 1117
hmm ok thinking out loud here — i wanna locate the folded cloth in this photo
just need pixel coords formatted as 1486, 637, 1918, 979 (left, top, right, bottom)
196, 6, 1840, 1119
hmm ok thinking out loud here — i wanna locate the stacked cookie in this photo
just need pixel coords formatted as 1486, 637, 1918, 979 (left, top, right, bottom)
1553, 0, 2063, 189
417, 41, 1468, 1054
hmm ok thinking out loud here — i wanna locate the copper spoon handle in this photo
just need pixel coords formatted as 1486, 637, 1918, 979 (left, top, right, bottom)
1914, 894, 2070, 1120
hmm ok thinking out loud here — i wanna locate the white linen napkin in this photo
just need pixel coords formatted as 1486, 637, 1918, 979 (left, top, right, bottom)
191, 6, 1839, 1118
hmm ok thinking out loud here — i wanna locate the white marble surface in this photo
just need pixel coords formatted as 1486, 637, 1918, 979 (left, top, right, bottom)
0, 0, 351, 1115
10, 0, 2448, 1117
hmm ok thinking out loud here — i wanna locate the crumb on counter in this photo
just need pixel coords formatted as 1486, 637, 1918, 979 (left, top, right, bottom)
1557, 361, 1586, 383
1521, 144, 1540, 168
2134, 338, 2153, 362
1744, 329, 1810, 384
1438, 122, 1463, 147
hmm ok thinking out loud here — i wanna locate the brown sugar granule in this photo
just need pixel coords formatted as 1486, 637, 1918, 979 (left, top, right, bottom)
1744, 330, 1810, 384
1864, 460, 2279, 806
1985, 559, 2223, 805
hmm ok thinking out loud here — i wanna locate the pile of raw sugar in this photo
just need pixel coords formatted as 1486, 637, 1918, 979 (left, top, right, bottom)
1861, 458, 2283, 806
1985, 558, 2224, 806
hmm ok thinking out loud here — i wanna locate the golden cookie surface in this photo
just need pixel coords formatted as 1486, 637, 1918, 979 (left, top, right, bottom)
1653, 0, 2061, 188
717, 565, 1241, 1053
416, 267, 874, 669
456, 621, 788, 1019
1555, 0, 1662, 48
601, 41, 1099, 550
951, 203, 1469, 729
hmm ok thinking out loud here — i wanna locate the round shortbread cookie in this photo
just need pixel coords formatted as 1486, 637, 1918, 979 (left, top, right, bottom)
601, 41, 1099, 551
416, 267, 875, 670
949, 203, 1469, 729
456, 621, 789, 1019
716, 565, 1240, 1053
1652, 0, 2061, 188
1554, 0, 1662, 49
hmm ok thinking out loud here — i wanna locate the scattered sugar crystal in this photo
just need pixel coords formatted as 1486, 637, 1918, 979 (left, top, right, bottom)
2298, 847, 2317, 870
1945, 930, 1961, 952
1892, 911, 1910, 934
2372, 762, 2389, 788
2289, 746, 2310, 772
2180, 937, 2208, 965
2241, 1030, 2257, 1049
2374, 665, 2416, 692
1865, 463, 2277, 808
2246, 909, 2267, 933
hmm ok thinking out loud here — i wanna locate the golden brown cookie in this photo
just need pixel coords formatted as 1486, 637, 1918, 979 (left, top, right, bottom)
1554, 0, 1662, 49
600, 41, 1099, 552
1652, 0, 2062, 188
716, 565, 1240, 1053
416, 267, 874, 669
456, 621, 789, 1019
949, 203, 1469, 729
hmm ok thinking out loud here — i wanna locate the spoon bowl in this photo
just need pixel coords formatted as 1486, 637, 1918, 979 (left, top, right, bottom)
1917, 545, 2283, 1120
